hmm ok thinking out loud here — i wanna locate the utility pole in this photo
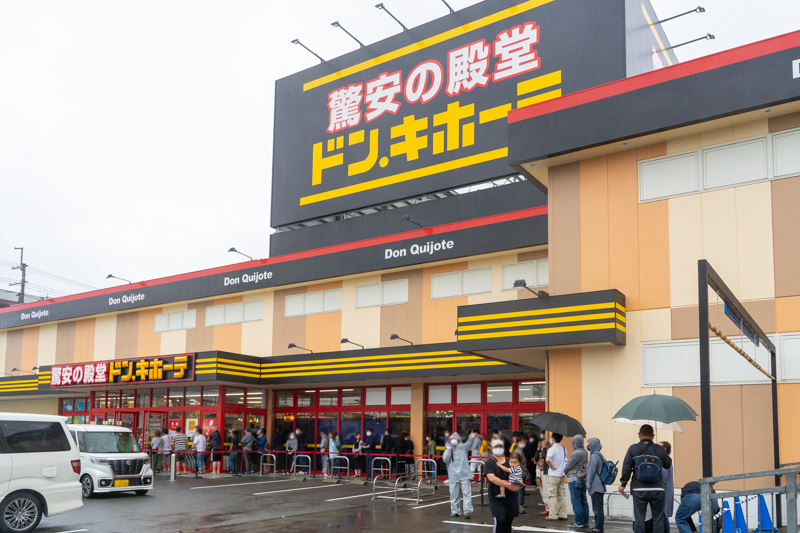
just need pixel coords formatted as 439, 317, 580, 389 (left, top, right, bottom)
11, 247, 27, 304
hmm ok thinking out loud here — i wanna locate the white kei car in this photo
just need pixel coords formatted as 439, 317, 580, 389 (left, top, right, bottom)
0, 413, 83, 533
67, 424, 153, 498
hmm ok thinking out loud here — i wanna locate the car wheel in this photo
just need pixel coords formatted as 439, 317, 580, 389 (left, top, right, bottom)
81, 475, 94, 498
134, 490, 148, 496
0, 493, 42, 533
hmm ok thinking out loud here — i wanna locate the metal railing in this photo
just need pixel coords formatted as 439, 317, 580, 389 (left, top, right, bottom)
372, 457, 394, 499
468, 459, 486, 507
259, 453, 277, 476
700, 466, 800, 533
331, 455, 350, 480
289, 454, 312, 477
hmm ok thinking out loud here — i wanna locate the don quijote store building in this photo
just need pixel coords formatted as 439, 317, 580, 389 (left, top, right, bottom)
2, 0, 800, 491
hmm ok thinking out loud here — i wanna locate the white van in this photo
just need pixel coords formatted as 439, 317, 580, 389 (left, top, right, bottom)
0, 413, 83, 533
67, 424, 153, 498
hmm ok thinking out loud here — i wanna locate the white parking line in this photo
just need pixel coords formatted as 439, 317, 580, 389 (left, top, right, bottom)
253, 484, 340, 495
442, 522, 567, 532
325, 490, 395, 501
54, 530, 89, 533
190, 479, 289, 490
412, 493, 480, 509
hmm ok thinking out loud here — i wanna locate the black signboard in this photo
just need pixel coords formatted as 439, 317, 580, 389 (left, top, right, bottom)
271, 0, 628, 226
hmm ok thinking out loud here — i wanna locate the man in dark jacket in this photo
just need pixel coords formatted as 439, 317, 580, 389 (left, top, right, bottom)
272, 430, 286, 470
229, 429, 241, 476
381, 429, 395, 472
363, 428, 377, 477
618, 425, 673, 533
295, 428, 308, 473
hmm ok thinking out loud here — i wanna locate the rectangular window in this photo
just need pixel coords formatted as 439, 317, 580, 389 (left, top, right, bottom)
366, 387, 386, 406
639, 152, 698, 202
457, 384, 481, 404
205, 301, 263, 326
519, 382, 546, 402
781, 334, 800, 382
285, 294, 305, 317
225, 388, 245, 406
202, 386, 219, 406
704, 138, 768, 190
391, 386, 411, 405
152, 388, 167, 408
247, 389, 266, 409
487, 383, 513, 403
382, 279, 408, 305
276, 391, 294, 408
284, 290, 342, 317
136, 389, 150, 408
431, 272, 461, 299
428, 385, 451, 404
244, 301, 263, 322
774, 129, 800, 179
0, 421, 71, 453
356, 284, 381, 308
168, 388, 184, 407
121, 390, 135, 408
502, 259, 548, 290
155, 309, 197, 333
319, 390, 338, 407
205, 305, 224, 327
185, 387, 201, 407
297, 391, 315, 407
342, 389, 361, 406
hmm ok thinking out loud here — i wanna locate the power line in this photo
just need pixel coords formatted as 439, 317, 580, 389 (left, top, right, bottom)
0, 259, 97, 290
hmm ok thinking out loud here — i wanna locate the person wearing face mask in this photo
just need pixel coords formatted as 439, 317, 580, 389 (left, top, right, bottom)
286, 432, 298, 473
443, 431, 481, 519
485, 438, 523, 533
546, 433, 568, 521
363, 428, 377, 477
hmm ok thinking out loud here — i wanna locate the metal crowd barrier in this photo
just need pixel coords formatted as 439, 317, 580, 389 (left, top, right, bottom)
372, 457, 395, 499
468, 459, 486, 507
260, 453, 277, 476
331, 455, 350, 479
700, 465, 800, 533
289, 454, 313, 477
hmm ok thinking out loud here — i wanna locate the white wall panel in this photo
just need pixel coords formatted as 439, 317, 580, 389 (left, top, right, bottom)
703, 138, 768, 190
640, 152, 698, 201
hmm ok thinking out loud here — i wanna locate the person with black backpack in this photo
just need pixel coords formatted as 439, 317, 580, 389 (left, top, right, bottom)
586, 438, 609, 533
618, 425, 673, 533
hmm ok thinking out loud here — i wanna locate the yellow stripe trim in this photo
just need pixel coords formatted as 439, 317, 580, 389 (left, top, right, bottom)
0, 380, 39, 385
458, 322, 617, 340
616, 302, 626, 313
479, 103, 512, 124
299, 148, 508, 206
458, 312, 618, 332
263, 360, 505, 378
517, 70, 561, 96
459, 302, 617, 323
302, 0, 556, 91
641, 4, 673, 66
217, 358, 261, 368
196, 364, 219, 369
517, 88, 561, 108
217, 370, 262, 378
617, 323, 626, 333
261, 355, 482, 374
261, 350, 460, 368
616, 313, 626, 324
197, 358, 218, 363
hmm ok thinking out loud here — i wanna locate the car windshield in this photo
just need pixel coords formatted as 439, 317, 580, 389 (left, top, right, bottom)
79, 431, 140, 453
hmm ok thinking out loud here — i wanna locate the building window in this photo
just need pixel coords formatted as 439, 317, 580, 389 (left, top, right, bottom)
428, 385, 451, 404
639, 129, 800, 203
284, 289, 343, 318
154, 309, 197, 333
276, 391, 294, 408
519, 382, 546, 402
430, 268, 492, 300
356, 279, 408, 308
366, 387, 386, 405
486, 383, 513, 403
185, 387, 202, 407
342, 389, 361, 406
205, 301, 264, 327
391, 386, 411, 405
319, 390, 338, 407
225, 388, 245, 406
502, 259, 548, 290
456, 384, 481, 404
297, 391, 315, 407
202, 386, 219, 406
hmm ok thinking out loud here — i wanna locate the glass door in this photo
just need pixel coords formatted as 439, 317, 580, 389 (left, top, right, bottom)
486, 412, 513, 453
454, 412, 481, 439
117, 411, 137, 432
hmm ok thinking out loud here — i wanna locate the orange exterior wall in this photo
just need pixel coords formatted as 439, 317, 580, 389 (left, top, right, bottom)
421, 262, 468, 344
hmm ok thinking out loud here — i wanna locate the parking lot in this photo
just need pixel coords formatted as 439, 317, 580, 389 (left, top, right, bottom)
33, 473, 640, 533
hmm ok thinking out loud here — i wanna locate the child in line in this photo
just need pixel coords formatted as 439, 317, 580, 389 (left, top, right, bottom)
496, 451, 525, 499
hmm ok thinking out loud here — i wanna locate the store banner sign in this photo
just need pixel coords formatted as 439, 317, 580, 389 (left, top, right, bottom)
270, 0, 627, 226
0, 208, 546, 329
49, 354, 194, 388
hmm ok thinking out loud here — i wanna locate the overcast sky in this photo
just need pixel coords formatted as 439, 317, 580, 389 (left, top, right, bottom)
1, 0, 798, 300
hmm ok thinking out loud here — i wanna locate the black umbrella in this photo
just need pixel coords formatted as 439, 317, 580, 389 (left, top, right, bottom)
530, 412, 586, 437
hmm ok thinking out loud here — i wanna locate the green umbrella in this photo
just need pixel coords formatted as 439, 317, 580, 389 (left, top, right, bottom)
612, 393, 698, 425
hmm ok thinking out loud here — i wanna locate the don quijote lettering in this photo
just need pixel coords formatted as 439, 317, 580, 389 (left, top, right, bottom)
224, 270, 273, 287
20, 309, 49, 321
385, 239, 454, 259
108, 293, 145, 306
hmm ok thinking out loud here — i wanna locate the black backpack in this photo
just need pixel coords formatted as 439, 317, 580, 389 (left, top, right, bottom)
633, 443, 663, 484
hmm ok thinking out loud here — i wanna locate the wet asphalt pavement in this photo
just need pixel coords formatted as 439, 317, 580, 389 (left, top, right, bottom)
35, 473, 636, 533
